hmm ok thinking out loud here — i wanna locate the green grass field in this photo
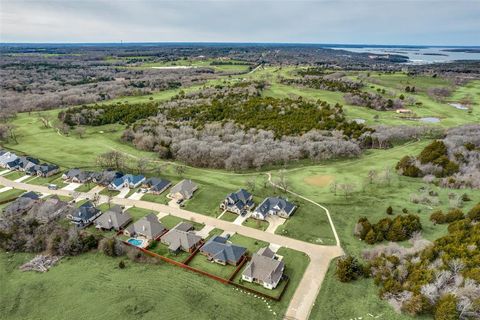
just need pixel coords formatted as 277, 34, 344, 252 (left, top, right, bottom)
0, 188, 26, 203
0, 251, 294, 320
242, 217, 269, 231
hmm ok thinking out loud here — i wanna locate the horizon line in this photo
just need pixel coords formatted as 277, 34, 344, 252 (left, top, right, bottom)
1, 41, 479, 48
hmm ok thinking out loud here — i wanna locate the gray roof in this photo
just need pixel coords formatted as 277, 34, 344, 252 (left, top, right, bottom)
257, 247, 275, 259
174, 221, 194, 232
225, 189, 254, 210
125, 213, 165, 239
169, 179, 197, 199
254, 197, 296, 218
95, 205, 132, 230
242, 247, 284, 286
161, 222, 202, 252
145, 178, 171, 192
200, 236, 246, 264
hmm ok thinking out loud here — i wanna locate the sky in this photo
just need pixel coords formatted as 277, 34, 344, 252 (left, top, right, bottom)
1, 0, 479, 45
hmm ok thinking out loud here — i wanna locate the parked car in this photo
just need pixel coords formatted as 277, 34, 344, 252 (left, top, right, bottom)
176, 199, 183, 205
48, 184, 58, 190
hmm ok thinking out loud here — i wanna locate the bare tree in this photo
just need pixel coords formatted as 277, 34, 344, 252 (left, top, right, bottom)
174, 165, 186, 177
74, 126, 86, 139
96, 151, 126, 171
276, 170, 289, 193
339, 183, 355, 198
136, 158, 151, 175
246, 176, 256, 192
367, 170, 378, 185
37, 113, 51, 129
330, 179, 338, 195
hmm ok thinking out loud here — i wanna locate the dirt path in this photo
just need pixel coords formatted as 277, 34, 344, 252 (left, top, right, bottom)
0, 175, 343, 320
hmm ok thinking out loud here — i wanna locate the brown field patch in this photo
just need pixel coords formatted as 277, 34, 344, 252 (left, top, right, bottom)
304, 175, 334, 187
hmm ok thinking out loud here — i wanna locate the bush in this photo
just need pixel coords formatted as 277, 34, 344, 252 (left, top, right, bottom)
444, 209, 464, 223
386, 206, 393, 215
430, 210, 446, 225
468, 203, 480, 221
335, 255, 363, 282
357, 214, 422, 244
434, 295, 459, 320
119, 260, 126, 269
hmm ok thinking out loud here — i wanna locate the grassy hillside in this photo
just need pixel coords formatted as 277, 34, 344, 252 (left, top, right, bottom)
0, 247, 307, 320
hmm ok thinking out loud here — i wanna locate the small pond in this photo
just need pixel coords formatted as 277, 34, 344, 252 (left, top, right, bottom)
419, 117, 440, 123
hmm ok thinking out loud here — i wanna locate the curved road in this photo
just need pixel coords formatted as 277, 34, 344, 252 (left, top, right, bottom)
0, 176, 343, 320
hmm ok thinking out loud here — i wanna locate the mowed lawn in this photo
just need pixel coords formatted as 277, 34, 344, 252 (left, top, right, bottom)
0, 251, 290, 320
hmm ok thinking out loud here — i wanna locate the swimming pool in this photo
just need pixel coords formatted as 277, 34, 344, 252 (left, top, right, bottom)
127, 238, 145, 247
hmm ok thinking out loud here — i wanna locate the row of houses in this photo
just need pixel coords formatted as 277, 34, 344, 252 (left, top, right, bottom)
220, 189, 297, 220
0, 150, 60, 177
79, 202, 284, 289
62, 168, 198, 201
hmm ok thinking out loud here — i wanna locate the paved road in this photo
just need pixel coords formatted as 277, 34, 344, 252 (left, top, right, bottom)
0, 176, 343, 320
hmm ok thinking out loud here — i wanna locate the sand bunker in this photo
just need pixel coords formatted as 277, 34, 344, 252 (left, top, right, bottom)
304, 175, 334, 187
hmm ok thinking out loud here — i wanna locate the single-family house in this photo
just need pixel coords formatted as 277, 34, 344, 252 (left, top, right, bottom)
17, 156, 40, 172
160, 222, 202, 253
67, 201, 101, 229
95, 205, 132, 231
220, 189, 255, 215
92, 170, 123, 186
242, 247, 285, 290
199, 236, 247, 266
124, 213, 166, 240
35, 164, 60, 177
251, 197, 297, 220
21, 191, 41, 200
168, 179, 198, 200
108, 174, 145, 190
0, 152, 18, 168
144, 177, 172, 195
62, 168, 81, 181
5, 157, 21, 170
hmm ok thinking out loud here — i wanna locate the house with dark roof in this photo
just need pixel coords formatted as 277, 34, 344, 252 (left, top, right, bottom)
251, 197, 297, 220
124, 213, 166, 240
144, 177, 172, 195
62, 169, 93, 183
160, 222, 202, 253
242, 247, 285, 289
220, 189, 255, 215
21, 191, 41, 200
199, 236, 247, 266
34, 164, 60, 177
95, 205, 132, 231
168, 179, 198, 200
92, 170, 123, 186
16, 156, 40, 172
67, 201, 101, 229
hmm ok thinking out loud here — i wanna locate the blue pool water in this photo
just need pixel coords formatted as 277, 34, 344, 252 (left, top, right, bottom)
127, 238, 144, 247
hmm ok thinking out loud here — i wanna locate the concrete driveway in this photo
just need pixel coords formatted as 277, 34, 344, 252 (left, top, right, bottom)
62, 182, 82, 191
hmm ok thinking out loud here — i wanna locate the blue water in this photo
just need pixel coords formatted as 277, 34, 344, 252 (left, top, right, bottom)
127, 238, 144, 247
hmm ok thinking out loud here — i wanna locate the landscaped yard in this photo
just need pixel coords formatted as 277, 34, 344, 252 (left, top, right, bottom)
141, 192, 169, 204
242, 217, 269, 231
228, 234, 269, 256
126, 207, 155, 221
219, 211, 238, 222
159, 214, 204, 231
99, 188, 120, 197
24, 173, 68, 188
0, 188, 26, 203
75, 183, 95, 192
3, 171, 26, 181
186, 253, 237, 279
147, 241, 190, 262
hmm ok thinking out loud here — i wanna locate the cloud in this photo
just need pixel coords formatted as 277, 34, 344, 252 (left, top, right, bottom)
1, 0, 479, 45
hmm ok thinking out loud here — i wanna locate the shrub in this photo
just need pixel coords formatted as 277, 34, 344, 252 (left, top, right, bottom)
468, 203, 480, 221
119, 260, 126, 269
434, 294, 459, 320
444, 209, 464, 223
430, 210, 446, 225
386, 206, 393, 215
335, 255, 363, 282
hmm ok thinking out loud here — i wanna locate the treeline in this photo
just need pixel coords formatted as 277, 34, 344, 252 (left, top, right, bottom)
396, 125, 480, 189
355, 213, 422, 244
59, 102, 158, 126
281, 76, 363, 93
344, 91, 404, 111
